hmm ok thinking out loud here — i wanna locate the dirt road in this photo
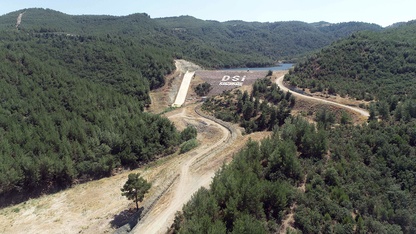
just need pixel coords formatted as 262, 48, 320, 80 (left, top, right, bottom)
0, 59, 267, 234
276, 75, 370, 117
0, 103, 249, 234
133, 104, 238, 233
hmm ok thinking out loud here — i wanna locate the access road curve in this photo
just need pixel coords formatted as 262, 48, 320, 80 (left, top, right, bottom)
276, 75, 370, 117
133, 104, 238, 234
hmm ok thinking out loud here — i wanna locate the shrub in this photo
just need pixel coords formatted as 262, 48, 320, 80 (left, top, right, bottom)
181, 126, 197, 142
195, 82, 212, 96
180, 139, 199, 154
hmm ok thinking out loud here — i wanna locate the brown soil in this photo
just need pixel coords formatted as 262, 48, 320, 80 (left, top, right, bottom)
292, 98, 367, 125
134, 104, 270, 234
279, 176, 307, 234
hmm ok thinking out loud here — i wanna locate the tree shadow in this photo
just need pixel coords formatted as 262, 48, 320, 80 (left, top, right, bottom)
0, 185, 66, 209
111, 207, 143, 232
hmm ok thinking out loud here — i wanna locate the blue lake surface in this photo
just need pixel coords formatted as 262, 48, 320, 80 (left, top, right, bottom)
223, 63, 293, 71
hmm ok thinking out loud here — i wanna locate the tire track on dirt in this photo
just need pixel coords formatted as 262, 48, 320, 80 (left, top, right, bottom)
191, 105, 238, 167
132, 104, 237, 234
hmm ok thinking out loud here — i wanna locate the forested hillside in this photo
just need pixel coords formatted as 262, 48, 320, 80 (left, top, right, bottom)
173, 22, 416, 233
0, 30, 184, 205
1, 8, 382, 68
285, 21, 416, 102
155, 18, 381, 67
173, 118, 416, 233
0, 7, 403, 207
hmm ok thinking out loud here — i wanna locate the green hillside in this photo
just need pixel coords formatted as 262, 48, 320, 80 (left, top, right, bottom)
156, 17, 382, 67
173, 22, 416, 234
285, 21, 416, 102
1, 8, 383, 68
0, 7, 395, 206
174, 118, 416, 233
0, 29, 182, 205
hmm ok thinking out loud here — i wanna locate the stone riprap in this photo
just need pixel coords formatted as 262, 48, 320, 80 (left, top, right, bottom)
195, 70, 268, 96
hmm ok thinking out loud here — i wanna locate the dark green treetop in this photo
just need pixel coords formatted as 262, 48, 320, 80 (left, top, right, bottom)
121, 173, 151, 211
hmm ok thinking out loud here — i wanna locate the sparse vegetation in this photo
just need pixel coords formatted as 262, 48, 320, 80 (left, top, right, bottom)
202, 77, 293, 133
180, 139, 199, 154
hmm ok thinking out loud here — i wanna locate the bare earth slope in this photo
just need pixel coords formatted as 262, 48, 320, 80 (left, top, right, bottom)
133, 104, 235, 233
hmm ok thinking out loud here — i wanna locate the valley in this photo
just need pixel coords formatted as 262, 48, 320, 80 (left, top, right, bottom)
0, 59, 365, 233
0, 8, 415, 234
0, 61, 272, 234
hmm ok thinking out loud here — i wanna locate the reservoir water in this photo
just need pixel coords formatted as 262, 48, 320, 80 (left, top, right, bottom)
223, 63, 293, 71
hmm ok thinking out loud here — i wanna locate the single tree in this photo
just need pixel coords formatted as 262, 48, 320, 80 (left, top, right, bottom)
121, 173, 151, 211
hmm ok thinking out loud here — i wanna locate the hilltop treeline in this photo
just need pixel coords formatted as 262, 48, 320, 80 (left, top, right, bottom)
1, 8, 383, 68
285, 21, 416, 102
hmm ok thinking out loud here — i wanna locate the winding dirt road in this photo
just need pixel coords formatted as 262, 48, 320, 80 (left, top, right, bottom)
0, 74, 252, 234
137, 73, 370, 234
132, 104, 238, 234
0, 103, 241, 234
132, 60, 244, 234
0, 63, 370, 234
276, 75, 370, 117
